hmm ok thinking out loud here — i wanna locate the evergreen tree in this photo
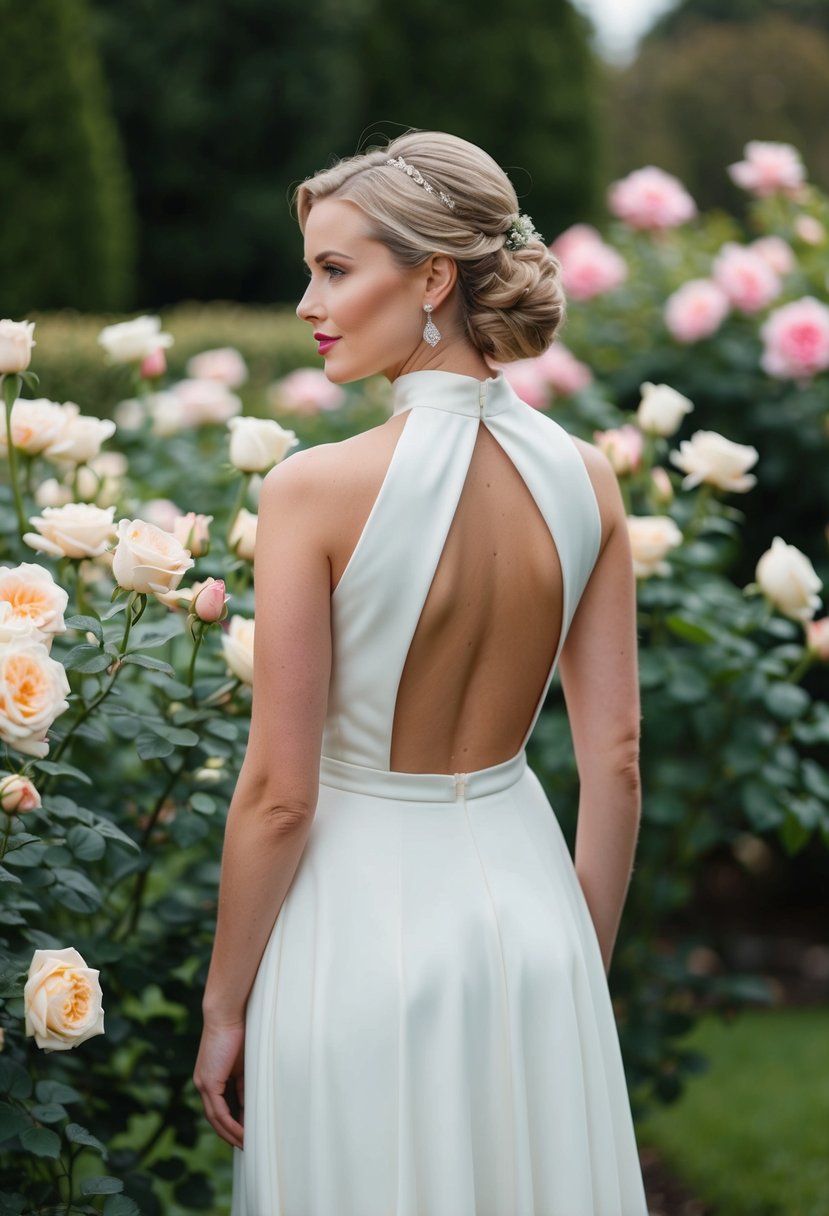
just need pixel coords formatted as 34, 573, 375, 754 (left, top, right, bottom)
0, 0, 135, 315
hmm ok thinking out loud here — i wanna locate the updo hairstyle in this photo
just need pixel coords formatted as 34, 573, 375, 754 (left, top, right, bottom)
294, 131, 566, 363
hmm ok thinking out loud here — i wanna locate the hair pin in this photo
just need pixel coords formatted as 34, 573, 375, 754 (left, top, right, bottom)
386, 156, 456, 210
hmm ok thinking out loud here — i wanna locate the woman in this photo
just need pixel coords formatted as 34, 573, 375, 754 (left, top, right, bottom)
195, 130, 647, 1215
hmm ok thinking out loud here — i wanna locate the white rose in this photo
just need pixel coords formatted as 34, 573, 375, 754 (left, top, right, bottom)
112, 518, 195, 597
24, 503, 117, 560
0, 398, 70, 456
626, 515, 683, 578
222, 615, 255, 685
755, 537, 822, 621
73, 451, 128, 507
186, 347, 249, 388
636, 382, 694, 437
98, 315, 173, 363
44, 403, 117, 466
228, 508, 258, 561
34, 478, 73, 509
24, 946, 105, 1052
227, 416, 298, 473
172, 511, 213, 557
0, 637, 70, 758
670, 430, 759, 493
0, 772, 41, 814
0, 319, 36, 374
0, 563, 68, 641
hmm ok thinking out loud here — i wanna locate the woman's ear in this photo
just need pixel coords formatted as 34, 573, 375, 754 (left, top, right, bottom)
424, 254, 458, 310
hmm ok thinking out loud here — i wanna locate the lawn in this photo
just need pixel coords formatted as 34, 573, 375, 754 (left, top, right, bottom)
638, 1008, 829, 1216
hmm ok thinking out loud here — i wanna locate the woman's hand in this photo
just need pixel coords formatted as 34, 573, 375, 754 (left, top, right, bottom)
194, 1016, 246, 1149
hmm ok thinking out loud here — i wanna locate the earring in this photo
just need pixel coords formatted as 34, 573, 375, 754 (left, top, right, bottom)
422, 303, 442, 347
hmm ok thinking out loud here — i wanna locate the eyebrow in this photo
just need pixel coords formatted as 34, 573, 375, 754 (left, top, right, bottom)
312, 250, 354, 264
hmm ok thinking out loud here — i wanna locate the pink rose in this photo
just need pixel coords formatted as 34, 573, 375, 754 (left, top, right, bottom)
608, 166, 696, 231
712, 243, 781, 315
500, 359, 550, 410
728, 141, 806, 198
793, 216, 825, 246
267, 368, 346, 416
664, 279, 730, 343
139, 347, 167, 379
186, 347, 249, 388
171, 379, 242, 428
593, 426, 643, 476
750, 237, 795, 278
192, 577, 228, 624
760, 297, 829, 383
806, 617, 829, 661
550, 224, 627, 301
172, 511, 212, 557
0, 773, 41, 814
534, 344, 593, 397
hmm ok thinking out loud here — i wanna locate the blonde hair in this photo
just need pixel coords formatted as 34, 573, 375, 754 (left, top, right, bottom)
294, 131, 565, 363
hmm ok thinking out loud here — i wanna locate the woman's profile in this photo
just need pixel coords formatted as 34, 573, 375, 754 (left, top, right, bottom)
195, 130, 648, 1215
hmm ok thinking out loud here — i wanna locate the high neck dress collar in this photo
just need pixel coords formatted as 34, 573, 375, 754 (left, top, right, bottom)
391, 369, 516, 419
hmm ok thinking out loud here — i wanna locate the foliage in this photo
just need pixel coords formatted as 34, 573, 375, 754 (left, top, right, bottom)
647, 0, 829, 39
639, 1009, 829, 1215
0, 0, 135, 316
604, 16, 829, 212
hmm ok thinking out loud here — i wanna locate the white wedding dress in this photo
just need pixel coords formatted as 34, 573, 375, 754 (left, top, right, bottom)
231, 370, 648, 1215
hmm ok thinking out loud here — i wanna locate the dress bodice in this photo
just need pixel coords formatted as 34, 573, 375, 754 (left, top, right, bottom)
320, 369, 601, 777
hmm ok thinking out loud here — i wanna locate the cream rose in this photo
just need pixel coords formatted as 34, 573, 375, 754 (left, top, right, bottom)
222, 615, 255, 685
228, 508, 258, 561
98, 315, 173, 363
0, 319, 36, 374
636, 382, 694, 437
44, 403, 117, 466
24, 503, 117, 560
755, 537, 822, 622
227, 416, 298, 473
0, 398, 70, 456
24, 946, 105, 1052
73, 451, 128, 507
0, 563, 68, 641
670, 430, 758, 493
34, 478, 73, 509
112, 518, 194, 596
172, 511, 213, 557
0, 772, 41, 814
0, 637, 70, 758
626, 515, 683, 578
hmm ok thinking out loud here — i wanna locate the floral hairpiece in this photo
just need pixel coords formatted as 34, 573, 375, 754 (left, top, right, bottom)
504, 213, 543, 251
386, 156, 456, 211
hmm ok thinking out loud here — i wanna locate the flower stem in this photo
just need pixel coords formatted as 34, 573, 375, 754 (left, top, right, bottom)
187, 625, 205, 690
786, 651, 815, 685
227, 472, 251, 540
2, 374, 28, 537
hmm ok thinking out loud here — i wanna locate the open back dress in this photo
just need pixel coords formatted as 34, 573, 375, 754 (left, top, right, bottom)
231, 369, 648, 1215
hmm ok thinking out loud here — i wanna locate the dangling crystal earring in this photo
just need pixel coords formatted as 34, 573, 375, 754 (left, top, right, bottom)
422, 303, 441, 347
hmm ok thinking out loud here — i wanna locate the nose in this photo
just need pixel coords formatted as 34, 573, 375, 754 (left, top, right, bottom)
296, 281, 320, 324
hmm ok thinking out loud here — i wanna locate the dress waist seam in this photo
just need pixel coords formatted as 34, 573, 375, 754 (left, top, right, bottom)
318, 750, 527, 802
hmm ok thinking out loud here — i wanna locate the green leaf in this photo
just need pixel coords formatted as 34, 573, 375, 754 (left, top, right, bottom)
61, 643, 112, 674
66, 824, 107, 862
29, 1102, 67, 1124
122, 653, 175, 676
80, 1176, 123, 1196
205, 718, 239, 741
131, 618, 183, 648
103, 1197, 141, 1216
65, 1122, 107, 1153
665, 663, 709, 704
0, 865, 21, 884
665, 615, 715, 644
0, 1102, 30, 1143
801, 760, 829, 803
0, 1059, 32, 1100
136, 733, 175, 760
93, 817, 140, 852
0, 1191, 25, 1215
34, 759, 93, 785
64, 613, 103, 641
190, 792, 216, 815
20, 1125, 61, 1158
763, 682, 810, 721
779, 810, 812, 855
741, 779, 785, 831
36, 1080, 81, 1105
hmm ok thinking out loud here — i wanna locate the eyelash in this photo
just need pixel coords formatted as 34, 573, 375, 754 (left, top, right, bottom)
305, 263, 345, 280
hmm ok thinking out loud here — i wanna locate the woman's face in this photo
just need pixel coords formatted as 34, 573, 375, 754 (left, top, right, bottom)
296, 198, 428, 383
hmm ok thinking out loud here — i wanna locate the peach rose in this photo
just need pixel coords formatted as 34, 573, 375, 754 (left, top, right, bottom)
664, 279, 730, 344
608, 166, 696, 231
0, 319, 36, 374
172, 512, 213, 557
24, 946, 105, 1052
98, 315, 173, 363
24, 503, 118, 560
593, 426, 643, 476
0, 637, 70, 758
756, 538, 822, 622
670, 431, 758, 494
227, 416, 298, 473
760, 297, 829, 383
636, 382, 693, 437
222, 615, 255, 685
186, 347, 249, 388
0, 563, 68, 641
712, 243, 781, 315
228, 508, 258, 561
550, 224, 627, 301
0, 398, 70, 457
44, 403, 116, 466
0, 772, 41, 814
728, 141, 806, 198
267, 368, 345, 415
626, 515, 683, 578
112, 518, 194, 596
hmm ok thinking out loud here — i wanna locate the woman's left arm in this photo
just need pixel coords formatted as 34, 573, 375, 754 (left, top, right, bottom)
195, 448, 333, 1146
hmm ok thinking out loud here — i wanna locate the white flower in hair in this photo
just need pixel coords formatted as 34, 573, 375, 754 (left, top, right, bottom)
504, 213, 543, 251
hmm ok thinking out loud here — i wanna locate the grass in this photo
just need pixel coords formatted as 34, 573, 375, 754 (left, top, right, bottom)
638, 1007, 829, 1216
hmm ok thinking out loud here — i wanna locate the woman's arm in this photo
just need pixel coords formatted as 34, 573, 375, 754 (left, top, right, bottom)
558, 439, 641, 973
200, 448, 333, 1023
